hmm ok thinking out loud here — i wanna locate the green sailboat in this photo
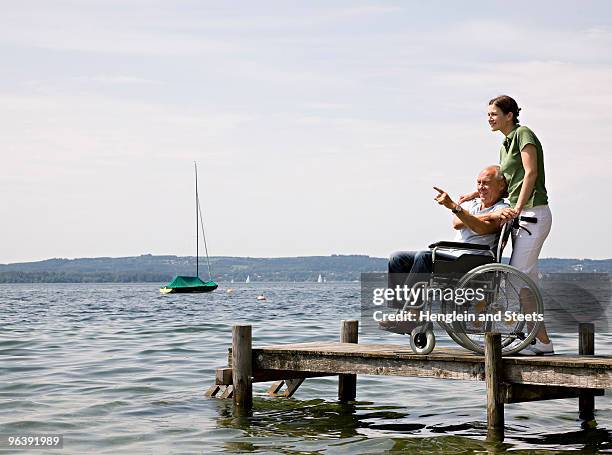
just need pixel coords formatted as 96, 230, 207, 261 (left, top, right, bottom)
161, 162, 218, 294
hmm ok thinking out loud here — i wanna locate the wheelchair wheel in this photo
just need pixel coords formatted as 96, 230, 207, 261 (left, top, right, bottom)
437, 318, 469, 347
410, 325, 436, 355
443, 263, 544, 355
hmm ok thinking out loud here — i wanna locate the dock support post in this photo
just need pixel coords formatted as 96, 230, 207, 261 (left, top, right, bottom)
338, 320, 358, 402
485, 333, 504, 442
579, 322, 595, 421
232, 324, 252, 415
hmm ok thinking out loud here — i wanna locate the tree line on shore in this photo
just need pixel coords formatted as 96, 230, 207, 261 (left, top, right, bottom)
0, 255, 609, 283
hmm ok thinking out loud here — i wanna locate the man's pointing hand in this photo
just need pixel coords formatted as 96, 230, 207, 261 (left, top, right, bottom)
433, 186, 457, 210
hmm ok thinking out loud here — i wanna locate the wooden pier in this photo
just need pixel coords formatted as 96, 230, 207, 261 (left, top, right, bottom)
207, 321, 611, 442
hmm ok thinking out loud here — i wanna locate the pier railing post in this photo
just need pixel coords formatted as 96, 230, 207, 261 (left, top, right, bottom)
579, 322, 595, 421
485, 333, 504, 442
232, 324, 252, 414
338, 320, 358, 402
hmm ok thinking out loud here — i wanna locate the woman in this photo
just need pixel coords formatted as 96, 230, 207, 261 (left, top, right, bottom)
460, 95, 553, 355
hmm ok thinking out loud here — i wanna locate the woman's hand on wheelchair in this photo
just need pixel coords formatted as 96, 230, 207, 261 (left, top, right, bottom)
495, 207, 519, 223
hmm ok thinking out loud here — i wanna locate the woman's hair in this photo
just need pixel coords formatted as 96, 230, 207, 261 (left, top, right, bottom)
489, 95, 521, 124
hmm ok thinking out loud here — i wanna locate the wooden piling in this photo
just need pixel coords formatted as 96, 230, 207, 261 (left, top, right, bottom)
485, 333, 504, 442
579, 322, 595, 421
232, 324, 252, 413
338, 320, 358, 402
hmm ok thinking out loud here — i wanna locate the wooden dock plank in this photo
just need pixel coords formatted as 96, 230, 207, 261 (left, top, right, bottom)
254, 350, 487, 382
251, 342, 612, 389
215, 367, 335, 385
257, 343, 484, 362
502, 383, 605, 404
257, 342, 612, 367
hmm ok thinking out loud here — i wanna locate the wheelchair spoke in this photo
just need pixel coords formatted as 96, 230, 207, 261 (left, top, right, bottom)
506, 273, 522, 299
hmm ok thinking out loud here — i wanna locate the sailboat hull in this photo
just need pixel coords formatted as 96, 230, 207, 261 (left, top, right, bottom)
160, 283, 218, 294
160, 276, 218, 294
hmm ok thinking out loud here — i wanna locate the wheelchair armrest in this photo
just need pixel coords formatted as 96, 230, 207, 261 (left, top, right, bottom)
428, 241, 491, 252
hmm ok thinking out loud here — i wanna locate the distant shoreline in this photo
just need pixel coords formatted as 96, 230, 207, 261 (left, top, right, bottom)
0, 255, 610, 283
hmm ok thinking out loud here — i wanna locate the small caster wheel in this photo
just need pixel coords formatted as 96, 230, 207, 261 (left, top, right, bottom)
410, 326, 435, 355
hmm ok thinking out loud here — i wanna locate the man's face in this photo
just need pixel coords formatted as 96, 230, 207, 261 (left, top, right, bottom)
477, 171, 503, 205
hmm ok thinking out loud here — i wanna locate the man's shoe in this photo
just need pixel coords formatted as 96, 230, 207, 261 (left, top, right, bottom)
520, 339, 554, 356
378, 320, 418, 335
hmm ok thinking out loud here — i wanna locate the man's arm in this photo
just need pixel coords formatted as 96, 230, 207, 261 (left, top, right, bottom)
452, 215, 464, 230
434, 187, 503, 235
454, 207, 503, 235
452, 211, 500, 232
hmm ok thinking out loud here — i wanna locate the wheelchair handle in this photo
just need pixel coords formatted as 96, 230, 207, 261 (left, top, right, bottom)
510, 215, 538, 235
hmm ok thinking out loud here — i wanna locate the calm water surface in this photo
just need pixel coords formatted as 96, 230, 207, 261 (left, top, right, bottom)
0, 283, 610, 454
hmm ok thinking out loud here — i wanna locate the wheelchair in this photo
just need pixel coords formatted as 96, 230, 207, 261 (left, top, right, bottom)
401, 216, 544, 356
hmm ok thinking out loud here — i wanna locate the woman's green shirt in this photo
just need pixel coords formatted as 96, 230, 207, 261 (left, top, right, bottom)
499, 125, 548, 208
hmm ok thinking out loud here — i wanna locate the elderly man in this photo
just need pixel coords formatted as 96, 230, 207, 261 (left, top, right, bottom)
382, 165, 509, 332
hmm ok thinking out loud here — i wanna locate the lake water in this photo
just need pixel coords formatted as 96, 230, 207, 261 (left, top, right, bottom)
1, 283, 610, 454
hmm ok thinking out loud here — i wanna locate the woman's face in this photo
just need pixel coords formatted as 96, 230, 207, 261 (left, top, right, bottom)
487, 104, 513, 132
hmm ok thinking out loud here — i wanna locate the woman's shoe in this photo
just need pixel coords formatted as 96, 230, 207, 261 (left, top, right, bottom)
520, 339, 554, 355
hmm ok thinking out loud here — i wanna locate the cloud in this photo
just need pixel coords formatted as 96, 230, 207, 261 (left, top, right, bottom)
86, 75, 165, 85
0, 3, 239, 55
0, 91, 252, 172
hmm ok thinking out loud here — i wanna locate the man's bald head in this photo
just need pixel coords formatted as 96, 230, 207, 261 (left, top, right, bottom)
477, 165, 507, 208
485, 165, 505, 179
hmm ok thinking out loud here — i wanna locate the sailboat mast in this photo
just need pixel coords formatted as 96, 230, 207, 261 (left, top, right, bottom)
195, 161, 199, 277
197, 187, 214, 282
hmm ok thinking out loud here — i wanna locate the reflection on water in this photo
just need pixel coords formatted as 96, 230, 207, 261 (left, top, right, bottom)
0, 283, 610, 454
213, 396, 612, 453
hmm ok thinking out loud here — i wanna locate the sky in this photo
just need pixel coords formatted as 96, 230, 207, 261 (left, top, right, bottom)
2, 0, 612, 263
